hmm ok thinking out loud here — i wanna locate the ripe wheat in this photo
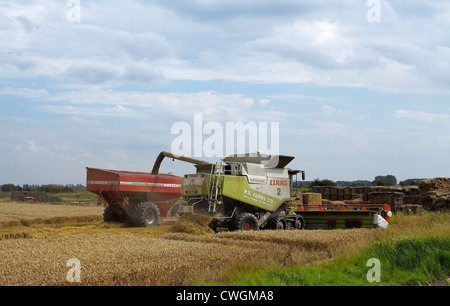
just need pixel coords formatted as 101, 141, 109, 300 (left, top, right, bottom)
0, 228, 377, 286
0, 202, 380, 286
0, 202, 103, 228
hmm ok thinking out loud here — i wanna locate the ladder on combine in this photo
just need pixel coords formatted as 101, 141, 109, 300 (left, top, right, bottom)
207, 163, 222, 213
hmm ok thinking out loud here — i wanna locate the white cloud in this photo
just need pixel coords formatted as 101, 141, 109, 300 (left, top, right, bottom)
393, 110, 448, 122
40, 104, 145, 118
1, 0, 449, 93
321, 105, 337, 116
1, 87, 258, 122
0, 87, 48, 99
292, 121, 351, 137
25, 140, 41, 153
320, 105, 369, 120
259, 98, 271, 106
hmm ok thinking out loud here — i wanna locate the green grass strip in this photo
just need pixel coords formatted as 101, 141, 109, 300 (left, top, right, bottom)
211, 236, 450, 286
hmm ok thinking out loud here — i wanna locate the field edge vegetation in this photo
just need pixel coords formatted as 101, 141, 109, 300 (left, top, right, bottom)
194, 211, 450, 286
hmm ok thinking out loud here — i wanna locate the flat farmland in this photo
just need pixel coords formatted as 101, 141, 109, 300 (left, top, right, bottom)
0, 201, 380, 285
1, 201, 448, 286
0, 201, 104, 228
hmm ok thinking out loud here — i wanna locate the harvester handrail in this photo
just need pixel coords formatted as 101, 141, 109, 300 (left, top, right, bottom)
151, 151, 213, 175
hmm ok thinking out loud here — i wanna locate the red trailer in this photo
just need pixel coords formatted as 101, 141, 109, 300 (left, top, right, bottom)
86, 151, 212, 227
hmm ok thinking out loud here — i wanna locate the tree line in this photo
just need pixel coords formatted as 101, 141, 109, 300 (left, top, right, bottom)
303, 175, 424, 188
0, 184, 85, 193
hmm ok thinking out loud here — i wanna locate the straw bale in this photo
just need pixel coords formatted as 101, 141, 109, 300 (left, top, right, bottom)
418, 178, 450, 211
291, 192, 303, 205
351, 194, 363, 201
311, 186, 323, 194
369, 191, 404, 211
403, 205, 422, 214
404, 195, 420, 204
302, 193, 322, 205
418, 177, 450, 194
337, 187, 344, 198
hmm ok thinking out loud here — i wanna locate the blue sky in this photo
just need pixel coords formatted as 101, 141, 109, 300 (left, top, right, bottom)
1, 0, 449, 185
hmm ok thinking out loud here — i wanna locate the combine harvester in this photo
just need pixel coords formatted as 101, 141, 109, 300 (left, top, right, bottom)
177, 151, 392, 231
87, 151, 392, 230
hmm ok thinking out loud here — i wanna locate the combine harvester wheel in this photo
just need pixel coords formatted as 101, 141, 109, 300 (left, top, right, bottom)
234, 213, 259, 231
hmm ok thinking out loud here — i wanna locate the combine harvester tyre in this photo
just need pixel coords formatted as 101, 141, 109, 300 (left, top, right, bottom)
266, 215, 305, 231
234, 213, 259, 231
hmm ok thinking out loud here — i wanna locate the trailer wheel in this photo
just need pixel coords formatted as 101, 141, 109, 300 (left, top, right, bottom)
132, 202, 160, 227
234, 213, 259, 231
103, 205, 120, 222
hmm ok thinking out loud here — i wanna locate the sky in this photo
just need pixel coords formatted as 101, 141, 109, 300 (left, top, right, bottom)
0, 0, 449, 185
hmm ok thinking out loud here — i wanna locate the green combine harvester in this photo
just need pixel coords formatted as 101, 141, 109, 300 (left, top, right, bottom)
175, 152, 392, 231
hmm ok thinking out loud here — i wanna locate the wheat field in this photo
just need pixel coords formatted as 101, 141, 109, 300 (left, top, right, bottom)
0, 201, 380, 286
0, 202, 104, 228
0, 229, 377, 285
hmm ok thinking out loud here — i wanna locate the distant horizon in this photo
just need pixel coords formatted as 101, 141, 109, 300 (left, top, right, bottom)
1, 177, 432, 189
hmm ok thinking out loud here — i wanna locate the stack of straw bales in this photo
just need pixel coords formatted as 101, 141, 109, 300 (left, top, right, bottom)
418, 177, 450, 211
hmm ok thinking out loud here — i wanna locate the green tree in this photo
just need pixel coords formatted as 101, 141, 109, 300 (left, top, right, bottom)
399, 179, 422, 186
1, 184, 21, 192
373, 175, 397, 186
37, 184, 74, 193
336, 180, 373, 187
309, 178, 337, 187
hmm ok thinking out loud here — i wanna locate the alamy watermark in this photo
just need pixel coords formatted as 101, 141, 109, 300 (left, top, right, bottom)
367, 0, 381, 23
66, 258, 81, 283
170, 114, 280, 165
366, 258, 381, 282
66, 0, 81, 23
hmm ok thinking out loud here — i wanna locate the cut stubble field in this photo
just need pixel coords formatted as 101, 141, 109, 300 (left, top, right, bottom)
0, 201, 448, 286
0, 201, 104, 228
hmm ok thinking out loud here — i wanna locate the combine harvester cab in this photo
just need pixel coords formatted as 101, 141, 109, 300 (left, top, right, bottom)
86, 151, 213, 227
178, 151, 392, 231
